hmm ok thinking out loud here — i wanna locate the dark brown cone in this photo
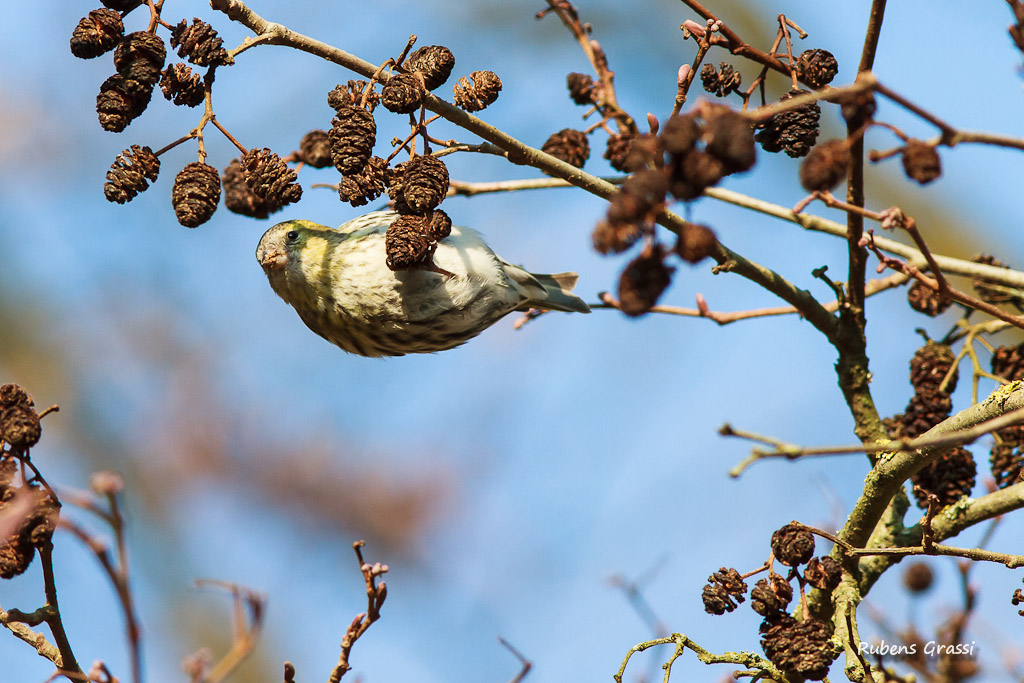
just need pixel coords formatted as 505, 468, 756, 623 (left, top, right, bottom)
385, 215, 435, 271
381, 72, 426, 114
160, 63, 204, 107
425, 209, 452, 241
398, 155, 449, 213
705, 111, 757, 174
910, 342, 957, 394
403, 45, 455, 91
241, 148, 302, 206
171, 162, 221, 228
0, 489, 60, 579
799, 139, 851, 192
760, 617, 835, 681
101, 0, 144, 11
660, 113, 701, 156
907, 280, 952, 317
567, 72, 595, 105
596, 171, 666, 251
701, 583, 734, 615
387, 161, 412, 214
804, 556, 841, 592
298, 130, 332, 169
992, 342, 1024, 381
24, 491, 59, 548
608, 170, 667, 225
760, 611, 795, 631
0, 405, 40, 451
113, 31, 167, 95
902, 561, 933, 593
104, 144, 160, 204
901, 140, 941, 185
668, 150, 724, 200
771, 522, 815, 566
0, 385, 33, 410
592, 220, 641, 255
598, 168, 667, 250
755, 89, 820, 158
0, 536, 34, 579
676, 223, 717, 264
329, 105, 376, 175
795, 49, 838, 89
711, 567, 747, 596
700, 62, 742, 97
617, 244, 674, 317
223, 159, 283, 219
883, 412, 905, 439
338, 156, 389, 207
699, 63, 719, 94
70, 8, 124, 59
328, 80, 378, 112
542, 129, 590, 168
751, 575, 794, 617
623, 134, 662, 172
899, 388, 952, 439
0, 456, 17, 495
701, 567, 747, 615
170, 18, 233, 67
971, 254, 1018, 305
97, 73, 152, 132
0, 387, 33, 450
604, 132, 638, 173
452, 70, 502, 112
911, 445, 976, 509
990, 425, 1024, 489
685, 152, 722, 189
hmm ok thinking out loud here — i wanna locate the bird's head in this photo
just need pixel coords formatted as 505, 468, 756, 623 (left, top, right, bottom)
256, 220, 324, 272
256, 219, 343, 308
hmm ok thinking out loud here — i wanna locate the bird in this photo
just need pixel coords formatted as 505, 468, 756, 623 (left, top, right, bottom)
256, 210, 590, 357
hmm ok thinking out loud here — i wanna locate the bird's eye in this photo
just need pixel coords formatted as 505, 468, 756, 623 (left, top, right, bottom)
286, 230, 299, 242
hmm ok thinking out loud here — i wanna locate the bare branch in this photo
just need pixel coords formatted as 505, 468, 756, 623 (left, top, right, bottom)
327, 541, 388, 683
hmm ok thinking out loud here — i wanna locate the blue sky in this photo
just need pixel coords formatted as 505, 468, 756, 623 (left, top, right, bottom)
2, 1, 1024, 681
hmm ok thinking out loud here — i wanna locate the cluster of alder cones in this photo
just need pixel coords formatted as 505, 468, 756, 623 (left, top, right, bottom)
701, 522, 841, 681
74, 1, 501, 234
555, 46, 948, 316
0, 385, 59, 580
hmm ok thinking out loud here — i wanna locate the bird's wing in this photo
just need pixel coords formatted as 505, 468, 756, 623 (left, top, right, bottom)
500, 260, 590, 313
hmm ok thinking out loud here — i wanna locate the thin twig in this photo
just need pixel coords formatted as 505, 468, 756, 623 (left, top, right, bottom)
788, 520, 1024, 569
673, 18, 721, 115
595, 273, 906, 325
538, 0, 634, 132
704, 186, 1024, 289
677, 0, 798, 81
723, 403, 1024, 476
327, 541, 388, 683
608, 557, 670, 638
38, 544, 82, 679
867, 237, 1024, 331
498, 638, 532, 683
847, 542, 1024, 569
60, 510, 142, 683
192, 580, 266, 683
613, 633, 783, 683
0, 603, 65, 670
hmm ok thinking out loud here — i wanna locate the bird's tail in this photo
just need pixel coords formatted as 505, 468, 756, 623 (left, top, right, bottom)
505, 264, 591, 313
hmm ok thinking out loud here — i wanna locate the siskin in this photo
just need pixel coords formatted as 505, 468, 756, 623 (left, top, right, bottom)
256, 211, 590, 357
